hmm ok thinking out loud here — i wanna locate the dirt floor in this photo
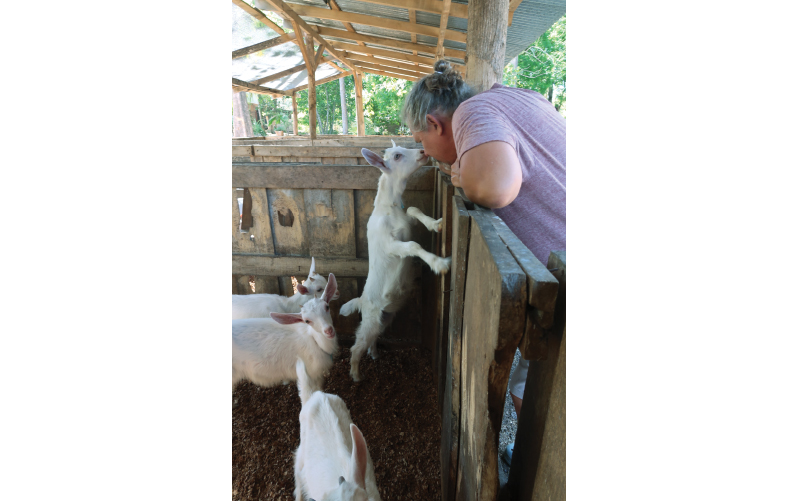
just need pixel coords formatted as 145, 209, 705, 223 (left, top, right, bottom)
232, 345, 442, 501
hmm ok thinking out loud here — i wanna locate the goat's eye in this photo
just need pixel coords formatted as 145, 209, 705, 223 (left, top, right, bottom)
394, 153, 401, 161
325, 305, 329, 311
305, 320, 311, 324
317, 288, 322, 292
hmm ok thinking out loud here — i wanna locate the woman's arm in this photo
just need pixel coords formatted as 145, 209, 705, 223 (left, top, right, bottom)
450, 141, 522, 209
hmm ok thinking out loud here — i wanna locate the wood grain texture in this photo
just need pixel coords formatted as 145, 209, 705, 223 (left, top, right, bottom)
252, 145, 367, 157
232, 255, 369, 277
355, 72, 365, 136
436, 175, 455, 413
315, 26, 466, 60
232, 188, 275, 255
353, 0, 468, 18
506, 251, 566, 501
253, 275, 281, 295
232, 33, 295, 59
441, 195, 470, 501
354, 190, 376, 259
233, 164, 435, 191
267, 189, 308, 256
303, 189, 356, 258
465, 0, 509, 93
456, 208, 526, 501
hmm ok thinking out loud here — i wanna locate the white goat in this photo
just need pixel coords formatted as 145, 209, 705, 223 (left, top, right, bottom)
232, 274, 339, 392
339, 141, 451, 381
294, 359, 381, 501
232, 257, 339, 319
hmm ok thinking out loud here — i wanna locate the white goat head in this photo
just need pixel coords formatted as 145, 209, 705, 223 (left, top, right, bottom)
271, 273, 338, 350
307, 424, 371, 501
298, 257, 340, 301
361, 140, 429, 182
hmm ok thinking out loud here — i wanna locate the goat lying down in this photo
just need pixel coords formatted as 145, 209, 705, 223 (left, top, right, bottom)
339, 141, 451, 381
232, 257, 339, 319
293, 358, 382, 501
232, 274, 339, 392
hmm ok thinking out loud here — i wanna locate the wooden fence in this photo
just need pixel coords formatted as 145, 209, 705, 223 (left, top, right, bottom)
231, 139, 567, 498
429, 172, 566, 501
232, 138, 434, 342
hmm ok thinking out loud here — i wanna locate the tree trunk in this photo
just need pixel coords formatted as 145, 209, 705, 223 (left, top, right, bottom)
232, 90, 253, 138
465, 0, 510, 93
339, 77, 348, 135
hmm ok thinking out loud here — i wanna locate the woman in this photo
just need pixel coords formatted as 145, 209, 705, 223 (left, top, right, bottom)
401, 60, 566, 463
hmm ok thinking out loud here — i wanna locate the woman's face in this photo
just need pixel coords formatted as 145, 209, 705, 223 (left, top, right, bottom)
412, 115, 458, 165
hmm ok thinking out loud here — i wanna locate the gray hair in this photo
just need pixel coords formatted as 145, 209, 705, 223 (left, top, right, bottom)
401, 60, 474, 133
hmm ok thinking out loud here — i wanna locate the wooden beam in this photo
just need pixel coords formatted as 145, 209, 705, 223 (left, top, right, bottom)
291, 92, 299, 135
313, 44, 325, 67
327, 0, 374, 59
352, 0, 468, 19
233, 254, 370, 277
344, 52, 429, 75
315, 26, 465, 60
294, 25, 317, 139
465, 0, 509, 93
436, 0, 452, 59
288, 3, 467, 43
232, 33, 296, 59
232, 0, 293, 41
508, 0, 524, 26
353, 60, 426, 79
289, 70, 352, 93
409, 9, 419, 72
354, 72, 365, 136
257, 0, 358, 73
331, 41, 460, 72
232, 163, 435, 190
250, 57, 334, 86
232, 78, 289, 96
354, 65, 420, 82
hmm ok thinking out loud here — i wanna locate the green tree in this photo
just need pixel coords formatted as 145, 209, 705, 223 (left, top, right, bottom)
503, 15, 566, 115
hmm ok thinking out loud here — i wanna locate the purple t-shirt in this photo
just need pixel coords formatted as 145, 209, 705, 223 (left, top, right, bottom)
451, 83, 566, 266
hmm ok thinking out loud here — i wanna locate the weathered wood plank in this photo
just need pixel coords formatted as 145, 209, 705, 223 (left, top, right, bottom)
236, 275, 255, 295
233, 164, 435, 191
436, 175, 455, 412
330, 277, 359, 337
354, 190, 376, 259
241, 188, 253, 230
441, 195, 470, 501
506, 251, 566, 501
267, 189, 308, 256
232, 255, 369, 277
253, 146, 365, 157
456, 208, 526, 501
304, 189, 356, 258
232, 188, 275, 255
253, 276, 281, 295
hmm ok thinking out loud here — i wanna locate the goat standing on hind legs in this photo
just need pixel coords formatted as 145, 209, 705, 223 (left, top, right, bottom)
339, 140, 451, 382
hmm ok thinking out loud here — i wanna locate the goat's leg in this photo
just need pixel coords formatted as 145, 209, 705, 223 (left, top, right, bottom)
350, 310, 384, 381
406, 206, 442, 233
293, 451, 304, 501
387, 240, 451, 274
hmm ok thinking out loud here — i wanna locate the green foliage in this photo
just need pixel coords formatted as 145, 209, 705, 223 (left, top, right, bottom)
503, 15, 566, 115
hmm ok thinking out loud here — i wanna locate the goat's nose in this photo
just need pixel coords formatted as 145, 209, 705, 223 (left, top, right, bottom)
324, 326, 334, 338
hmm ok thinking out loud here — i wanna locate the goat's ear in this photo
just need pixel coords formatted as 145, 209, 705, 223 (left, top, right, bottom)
270, 312, 304, 324
323, 273, 338, 304
349, 424, 368, 490
361, 148, 390, 173
309, 256, 315, 275
296, 283, 310, 295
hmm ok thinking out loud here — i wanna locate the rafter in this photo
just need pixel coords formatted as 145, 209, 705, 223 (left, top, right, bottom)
288, 3, 467, 43
327, 0, 375, 59
232, 0, 293, 41
232, 78, 289, 97
436, 0, 452, 59
409, 9, 419, 71
250, 56, 335, 86
256, 0, 358, 73
315, 26, 466, 61
352, 60, 426, 79
355, 67, 419, 82
290, 70, 353, 93
232, 33, 296, 59
351, 0, 468, 18
328, 41, 444, 69
343, 52, 429, 76
509, 0, 524, 26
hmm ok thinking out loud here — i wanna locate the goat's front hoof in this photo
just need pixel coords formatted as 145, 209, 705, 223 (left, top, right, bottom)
368, 347, 381, 360
434, 219, 443, 233
350, 370, 362, 382
432, 256, 452, 274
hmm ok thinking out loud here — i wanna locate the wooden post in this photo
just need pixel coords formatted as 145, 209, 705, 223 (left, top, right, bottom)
292, 92, 299, 135
307, 38, 317, 139
339, 77, 348, 135
232, 90, 254, 138
465, 0, 509, 93
354, 72, 365, 136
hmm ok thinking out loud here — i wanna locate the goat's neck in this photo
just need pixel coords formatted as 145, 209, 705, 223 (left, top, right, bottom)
286, 292, 308, 311
374, 173, 408, 209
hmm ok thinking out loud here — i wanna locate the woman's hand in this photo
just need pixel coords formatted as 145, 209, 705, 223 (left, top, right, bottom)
445, 161, 461, 187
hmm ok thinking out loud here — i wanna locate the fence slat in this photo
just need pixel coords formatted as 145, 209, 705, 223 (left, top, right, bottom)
456, 209, 526, 501
232, 255, 369, 277
441, 194, 470, 501
304, 189, 356, 258
506, 251, 566, 501
232, 188, 275, 255
233, 164, 435, 191
354, 190, 376, 259
268, 189, 309, 256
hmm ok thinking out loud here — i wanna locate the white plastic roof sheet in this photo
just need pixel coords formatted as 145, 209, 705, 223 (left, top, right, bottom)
232, 0, 565, 89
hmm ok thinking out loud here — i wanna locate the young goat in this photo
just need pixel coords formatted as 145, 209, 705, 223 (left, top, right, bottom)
232, 257, 339, 319
293, 359, 381, 501
232, 274, 338, 392
339, 141, 451, 381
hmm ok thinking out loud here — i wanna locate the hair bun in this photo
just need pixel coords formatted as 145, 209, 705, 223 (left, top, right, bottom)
426, 60, 462, 93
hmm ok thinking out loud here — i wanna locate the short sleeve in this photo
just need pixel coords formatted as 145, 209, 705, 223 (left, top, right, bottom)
452, 97, 518, 162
